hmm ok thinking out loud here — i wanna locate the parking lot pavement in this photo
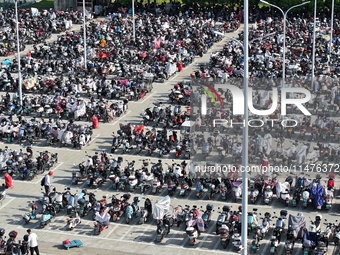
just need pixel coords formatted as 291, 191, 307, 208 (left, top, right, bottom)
0, 21, 338, 255
0, 25, 247, 255
7, 184, 339, 255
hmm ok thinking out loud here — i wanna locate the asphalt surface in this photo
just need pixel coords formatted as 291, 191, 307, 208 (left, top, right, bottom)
0, 20, 338, 255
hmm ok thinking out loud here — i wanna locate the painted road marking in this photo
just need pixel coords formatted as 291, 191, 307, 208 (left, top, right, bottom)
134, 222, 154, 242
16, 225, 228, 253
0, 197, 15, 210
196, 222, 216, 249
119, 226, 134, 240
139, 91, 157, 104
88, 134, 101, 145
110, 110, 132, 126
104, 224, 119, 238
33, 162, 65, 184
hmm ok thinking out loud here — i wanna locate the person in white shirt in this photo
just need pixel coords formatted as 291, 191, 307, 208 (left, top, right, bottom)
27, 229, 40, 255
44, 171, 53, 196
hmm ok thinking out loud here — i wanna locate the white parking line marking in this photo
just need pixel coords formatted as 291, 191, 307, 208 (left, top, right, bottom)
104, 224, 119, 238
15, 225, 228, 253
196, 223, 216, 249
212, 234, 221, 250
180, 235, 188, 247
110, 110, 132, 126
119, 226, 134, 240
88, 134, 100, 145
139, 91, 157, 103
134, 223, 153, 242
33, 162, 65, 184
260, 234, 271, 255
77, 220, 90, 231
275, 243, 285, 255
0, 197, 15, 210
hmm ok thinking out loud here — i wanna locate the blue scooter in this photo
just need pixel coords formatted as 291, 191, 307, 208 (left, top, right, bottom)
66, 190, 85, 215
40, 204, 56, 228
125, 197, 141, 224
22, 201, 38, 224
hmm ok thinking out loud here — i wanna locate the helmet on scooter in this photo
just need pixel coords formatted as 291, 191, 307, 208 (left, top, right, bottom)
133, 197, 141, 203
238, 206, 242, 212
48, 170, 53, 175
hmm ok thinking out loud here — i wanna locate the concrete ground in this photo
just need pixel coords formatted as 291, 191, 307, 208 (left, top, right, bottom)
0, 20, 338, 255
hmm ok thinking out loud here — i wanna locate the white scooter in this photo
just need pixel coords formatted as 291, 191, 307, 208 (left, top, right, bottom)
232, 233, 242, 251
257, 212, 271, 239
79, 133, 91, 149
302, 190, 310, 208
139, 207, 150, 224
263, 185, 274, 204
324, 189, 333, 209
66, 211, 81, 230
186, 226, 199, 245
128, 176, 138, 191
309, 215, 322, 232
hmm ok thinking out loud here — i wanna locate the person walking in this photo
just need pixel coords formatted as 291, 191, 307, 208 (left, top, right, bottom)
27, 229, 40, 255
4, 171, 13, 189
44, 171, 53, 196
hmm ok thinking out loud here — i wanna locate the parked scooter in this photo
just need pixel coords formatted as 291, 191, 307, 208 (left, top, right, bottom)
201, 204, 214, 228
186, 226, 199, 245
0, 185, 6, 203
218, 223, 231, 249
231, 181, 242, 202
22, 201, 38, 224
66, 190, 85, 215
126, 197, 140, 224
66, 210, 81, 230
139, 198, 152, 224
269, 235, 279, 254
93, 208, 110, 235
309, 215, 322, 232
216, 205, 232, 234
151, 178, 162, 194
324, 187, 333, 209
333, 220, 340, 245
251, 233, 260, 253
272, 210, 287, 244
40, 204, 56, 228
256, 212, 272, 239
195, 181, 204, 198
232, 233, 242, 251
247, 208, 259, 234
156, 216, 172, 242
179, 180, 191, 196
72, 162, 86, 185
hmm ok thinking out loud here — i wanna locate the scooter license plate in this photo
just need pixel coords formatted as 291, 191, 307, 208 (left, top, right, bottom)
318, 252, 323, 255
304, 251, 309, 255
168, 188, 172, 190
326, 204, 331, 209
130, 185, 134, 189
86, 179, 90, 184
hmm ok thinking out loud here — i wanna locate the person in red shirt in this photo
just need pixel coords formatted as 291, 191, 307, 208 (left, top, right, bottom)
4, 172, 13, 189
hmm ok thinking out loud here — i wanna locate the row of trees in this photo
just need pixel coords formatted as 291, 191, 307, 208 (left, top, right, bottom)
115, 0, 340, 15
